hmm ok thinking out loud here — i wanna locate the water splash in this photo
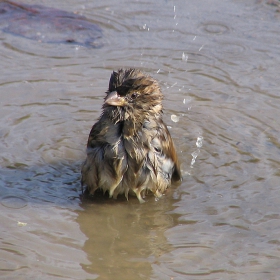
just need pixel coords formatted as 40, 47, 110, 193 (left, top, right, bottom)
183, 97, 192, 111
182, 52, 188, 61
191, 149, 200, 166
199, 45, 204, 51
171, 114, 180, 123
196, 136, 203, 148
191, 136, 203, 167
142, 24, 149, 31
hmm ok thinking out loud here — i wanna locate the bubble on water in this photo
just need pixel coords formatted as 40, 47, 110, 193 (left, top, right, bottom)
196, 136, 203, 148
182, 52, 188, 61
171, 114, 179, 123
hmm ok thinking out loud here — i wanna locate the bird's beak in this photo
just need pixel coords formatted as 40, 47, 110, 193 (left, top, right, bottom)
105, 91, 126, 107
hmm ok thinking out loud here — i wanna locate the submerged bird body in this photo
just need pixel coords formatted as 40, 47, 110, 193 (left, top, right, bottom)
81, 69, 181, 202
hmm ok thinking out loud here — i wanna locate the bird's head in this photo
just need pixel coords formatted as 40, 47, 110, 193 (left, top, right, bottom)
103, 69, 163, 123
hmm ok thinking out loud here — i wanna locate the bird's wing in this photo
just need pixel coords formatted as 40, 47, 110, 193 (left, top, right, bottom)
143, 118, 181, 183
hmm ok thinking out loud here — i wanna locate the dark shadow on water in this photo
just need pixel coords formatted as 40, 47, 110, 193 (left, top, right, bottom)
0, 162, 82, 210
0, 1, 103, 48
0, 162, 179, 279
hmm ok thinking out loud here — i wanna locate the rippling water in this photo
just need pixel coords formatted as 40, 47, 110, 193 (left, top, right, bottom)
1, 0, 280, 279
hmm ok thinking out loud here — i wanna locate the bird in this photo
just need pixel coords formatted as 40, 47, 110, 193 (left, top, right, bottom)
81, 68, 181, 203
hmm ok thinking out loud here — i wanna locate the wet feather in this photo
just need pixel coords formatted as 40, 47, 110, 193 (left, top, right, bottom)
81, 68, 181, 202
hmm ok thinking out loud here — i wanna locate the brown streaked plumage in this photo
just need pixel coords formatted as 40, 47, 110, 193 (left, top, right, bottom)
81, 68, 181, 202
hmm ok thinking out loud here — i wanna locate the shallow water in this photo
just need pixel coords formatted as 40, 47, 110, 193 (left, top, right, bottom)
1, 0, 280, 279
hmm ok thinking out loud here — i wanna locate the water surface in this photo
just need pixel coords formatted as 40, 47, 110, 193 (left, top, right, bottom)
1, 0, 280, 279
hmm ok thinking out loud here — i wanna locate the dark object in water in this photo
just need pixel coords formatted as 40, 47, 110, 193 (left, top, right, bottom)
0, 1, 102, 47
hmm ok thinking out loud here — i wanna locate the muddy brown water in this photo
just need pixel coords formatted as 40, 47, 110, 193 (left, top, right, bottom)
1, 0, 280, 279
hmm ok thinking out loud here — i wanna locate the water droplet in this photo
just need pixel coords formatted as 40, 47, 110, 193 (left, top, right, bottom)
18, 221, 27, 226
182, 52, 188, 61
199, 45, 204, 52
171, 114, 179, 123
183, 97, 192, 104
191, 149, 200, 166
196, 136, 203, 148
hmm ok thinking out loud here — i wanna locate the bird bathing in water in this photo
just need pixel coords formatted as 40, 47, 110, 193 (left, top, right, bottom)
81, 69, 181, 203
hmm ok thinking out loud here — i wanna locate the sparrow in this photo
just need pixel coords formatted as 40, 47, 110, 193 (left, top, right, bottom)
81, 68, 181, 203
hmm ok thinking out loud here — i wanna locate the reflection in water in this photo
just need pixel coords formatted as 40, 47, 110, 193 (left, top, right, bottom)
77, 193, 176, 279
0, 1, 102, 47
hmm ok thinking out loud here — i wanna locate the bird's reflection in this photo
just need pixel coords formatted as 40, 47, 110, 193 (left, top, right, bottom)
76, 191, 177, 279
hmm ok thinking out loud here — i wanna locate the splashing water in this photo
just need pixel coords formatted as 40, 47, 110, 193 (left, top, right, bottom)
182, 52, 188, 61
199, 45, 204, 51
171, 114, 180, 123
142, 24, 149, 31
191, 136, 203, 167
196, 136, 203, 148
191, 149, 200, 167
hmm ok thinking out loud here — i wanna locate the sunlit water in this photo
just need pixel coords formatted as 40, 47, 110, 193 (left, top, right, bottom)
1, 0, 280, 279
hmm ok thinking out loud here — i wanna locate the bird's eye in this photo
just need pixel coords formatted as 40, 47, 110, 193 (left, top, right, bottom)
154, 147, 161, 153
131, 92, 138, 99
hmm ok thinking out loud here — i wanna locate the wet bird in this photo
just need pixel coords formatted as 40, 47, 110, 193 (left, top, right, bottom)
81, 69, 181, 202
